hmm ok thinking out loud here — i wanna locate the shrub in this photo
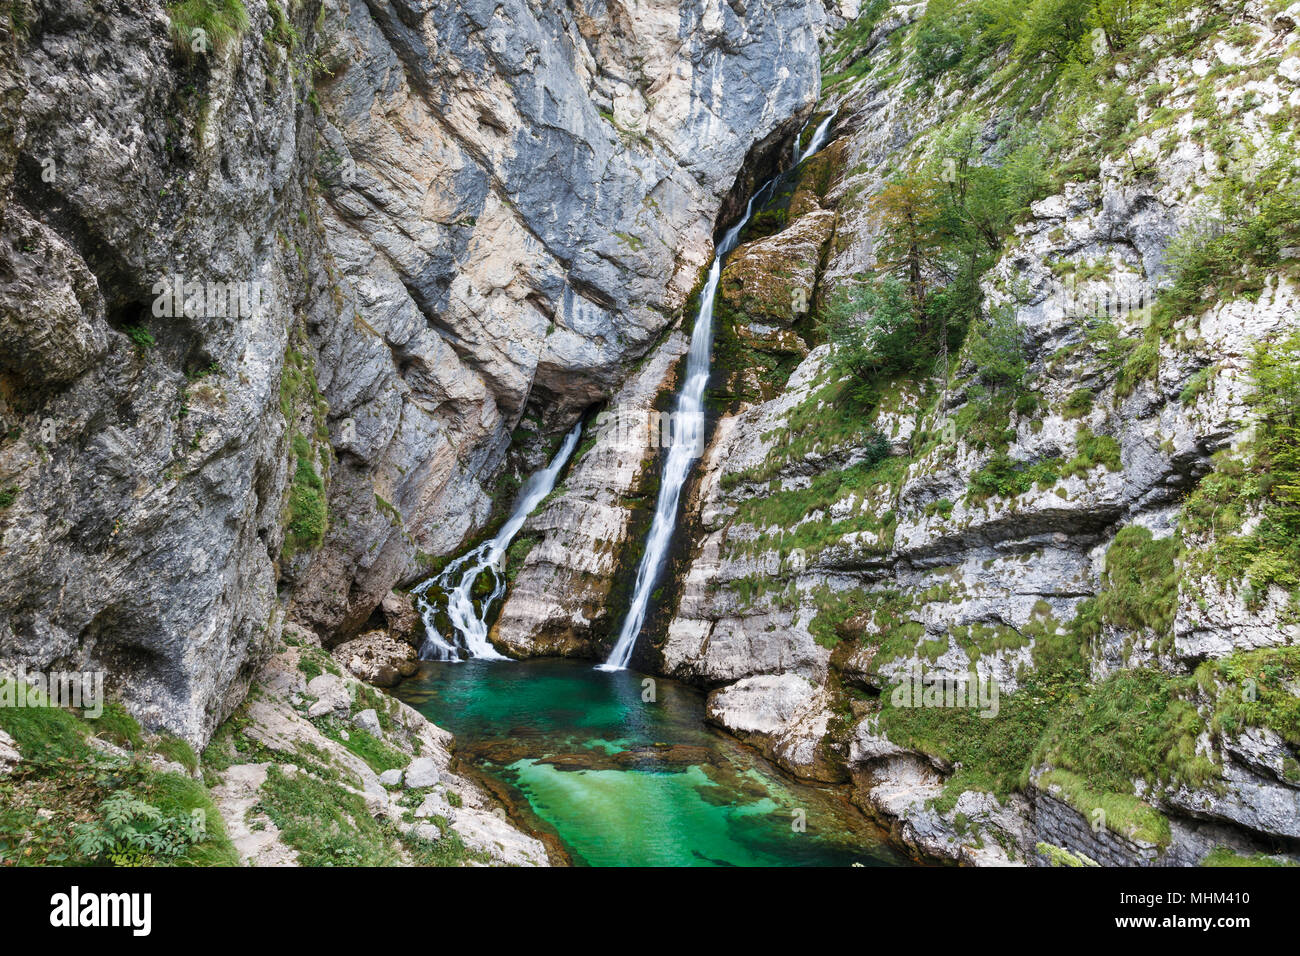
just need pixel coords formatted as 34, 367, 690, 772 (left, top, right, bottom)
72, 790, 210, 866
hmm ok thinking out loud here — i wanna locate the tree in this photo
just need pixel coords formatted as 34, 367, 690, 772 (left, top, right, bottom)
820, 278, 927, 406
869, 171, 946, 312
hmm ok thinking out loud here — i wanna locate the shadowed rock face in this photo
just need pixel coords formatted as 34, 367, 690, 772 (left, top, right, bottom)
0, 0, 829, 745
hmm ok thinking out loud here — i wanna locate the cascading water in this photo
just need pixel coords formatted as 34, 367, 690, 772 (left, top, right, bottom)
414, 421, 583, 661
793, 108, 838, 166
599, 111, 839, 672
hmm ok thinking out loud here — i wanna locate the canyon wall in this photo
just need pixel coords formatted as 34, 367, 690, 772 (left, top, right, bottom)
0, 0, 832, 744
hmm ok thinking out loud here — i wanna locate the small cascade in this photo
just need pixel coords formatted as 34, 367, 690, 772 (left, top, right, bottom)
793, 108, 838, 166
413, 421, 583, 661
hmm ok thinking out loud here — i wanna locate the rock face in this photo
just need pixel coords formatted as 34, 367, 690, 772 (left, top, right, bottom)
0, 0, 829, 745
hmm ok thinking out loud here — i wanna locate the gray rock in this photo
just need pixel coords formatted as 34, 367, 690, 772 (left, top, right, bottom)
378, 768, 403, 787
351, 708, 382, 737
305, 674, 350, 719
404, 756, 441, 789
0, 729, 19, 776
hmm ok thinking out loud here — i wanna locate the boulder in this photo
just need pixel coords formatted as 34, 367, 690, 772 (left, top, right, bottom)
405, 756, 441, 789
305, 674, 350, 719
352, 708, 383, 737
332, 631, 418, 688
381, 592, 423, 648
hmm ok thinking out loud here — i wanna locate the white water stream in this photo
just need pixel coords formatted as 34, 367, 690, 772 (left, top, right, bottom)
599, 111, 838, 671
413, 421, 583, 661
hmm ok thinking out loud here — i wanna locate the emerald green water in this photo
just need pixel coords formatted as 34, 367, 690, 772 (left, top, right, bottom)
394, 659, 908, 867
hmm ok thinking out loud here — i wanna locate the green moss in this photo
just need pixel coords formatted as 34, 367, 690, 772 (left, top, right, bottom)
1096, 526, 1180, 641
285, 431, 327, 554
1201, 846, 1297, 867
1036, 840, 1099, 866
0, 486, 18, 509
1036, 768, 1172, 848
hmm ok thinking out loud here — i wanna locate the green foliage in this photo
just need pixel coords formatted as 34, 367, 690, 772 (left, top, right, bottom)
285, 431, 327, 554
1037, 840, 1099, 866
0, 486, 15, 509
967, 452, 1062, 503
1036, 768, 1172, 846
1178, 367, 1212, 405
1096, 526, 1179, 638
1062, 387, 1095, 418
88, 700, 145, 750
1201, 846, 1296, 867
254, 765, 402, 866
167, 0, 250, 57
0, 682, 91, 764
316, 716, 407, 775
1181, 331, 1300, 601
72, 789, 209, 865
880, 643, 1086, 805
1033, 667, 1218, 798
1065, 427, 1122, 476
152, 734, 199, 774
822, 278, 935, 404
124, 326, 157, 350
1199, 646, 1300, 748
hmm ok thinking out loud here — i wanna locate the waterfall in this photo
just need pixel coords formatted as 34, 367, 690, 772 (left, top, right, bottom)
599, 108, 838, 672
414, 421, 583, 661
793, 108, 838, 166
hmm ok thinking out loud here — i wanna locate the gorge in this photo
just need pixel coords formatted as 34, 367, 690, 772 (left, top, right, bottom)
2, 0, 1300, 870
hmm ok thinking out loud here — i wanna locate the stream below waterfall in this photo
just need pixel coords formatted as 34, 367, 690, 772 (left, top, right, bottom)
393, 659, 908, 866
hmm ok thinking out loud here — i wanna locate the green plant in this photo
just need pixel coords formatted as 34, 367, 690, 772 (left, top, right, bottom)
125, 326, 157, 350
167, 0, 250, 57
72, 790, 209, 866
285, 432, 327, 554
1096, 526, 1179, 638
